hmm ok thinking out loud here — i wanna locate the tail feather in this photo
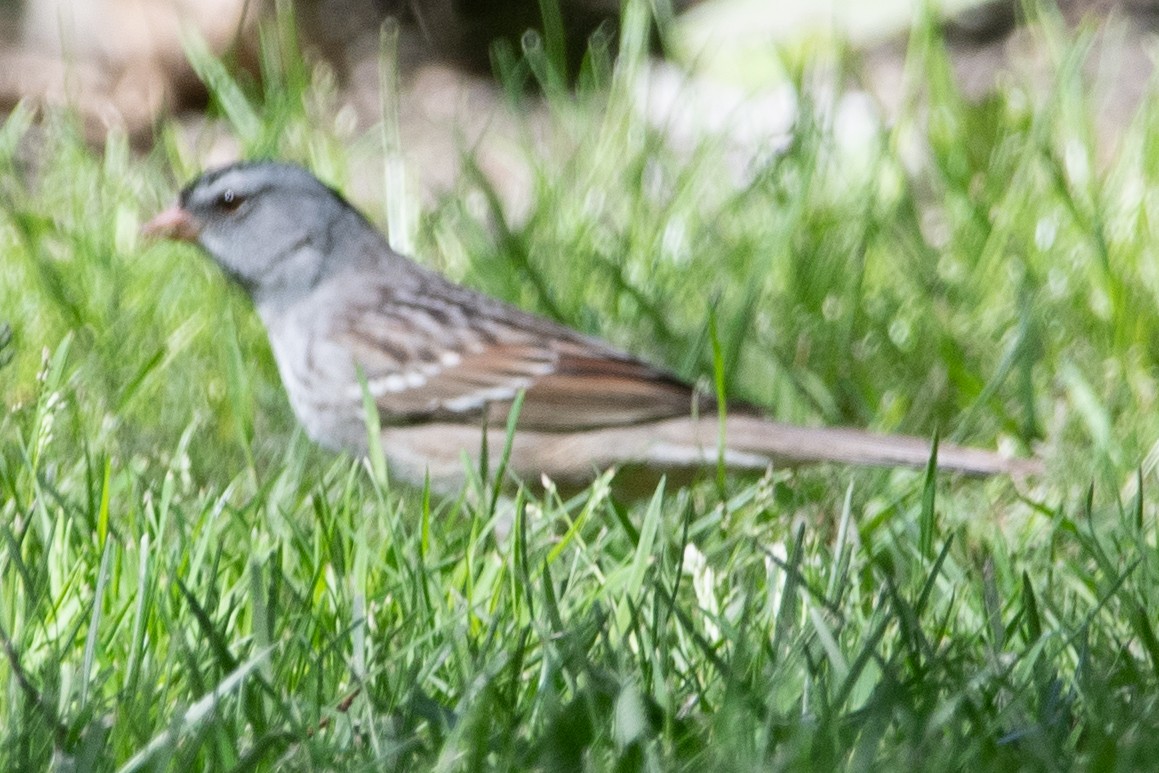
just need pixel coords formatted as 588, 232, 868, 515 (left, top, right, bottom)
377, 414, 1043, 493
639, 415, 1041, 478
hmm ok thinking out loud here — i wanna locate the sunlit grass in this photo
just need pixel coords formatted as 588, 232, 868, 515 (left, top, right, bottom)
1, 3, 1159, 769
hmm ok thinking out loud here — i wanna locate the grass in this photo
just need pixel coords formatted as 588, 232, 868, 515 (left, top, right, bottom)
2, 2, 1159, 769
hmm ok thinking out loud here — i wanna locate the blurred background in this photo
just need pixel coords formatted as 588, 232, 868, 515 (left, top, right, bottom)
0, 0, 1155, 211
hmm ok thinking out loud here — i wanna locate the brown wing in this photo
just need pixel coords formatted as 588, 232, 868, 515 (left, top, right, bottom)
515, 349, 700, 429
331, 278, 704, 431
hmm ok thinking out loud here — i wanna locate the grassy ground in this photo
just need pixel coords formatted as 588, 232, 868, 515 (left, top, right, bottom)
2, 5, 1159, 770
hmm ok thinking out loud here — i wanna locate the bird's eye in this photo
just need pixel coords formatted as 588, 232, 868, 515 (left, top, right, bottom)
215, 189, 245, 213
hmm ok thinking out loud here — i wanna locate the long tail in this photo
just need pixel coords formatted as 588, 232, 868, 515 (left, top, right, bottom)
632, 415, 1042, 478
730, 416, 1039, 476
382, 415, 1043, 492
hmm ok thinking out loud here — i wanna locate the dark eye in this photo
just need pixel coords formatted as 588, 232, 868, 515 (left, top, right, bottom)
215, 189, 245, 213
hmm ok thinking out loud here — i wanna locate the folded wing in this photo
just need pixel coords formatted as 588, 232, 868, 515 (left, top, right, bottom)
332, 281, 706, 430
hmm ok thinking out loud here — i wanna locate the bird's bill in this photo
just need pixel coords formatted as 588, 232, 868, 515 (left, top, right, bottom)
142, 206, 201, 242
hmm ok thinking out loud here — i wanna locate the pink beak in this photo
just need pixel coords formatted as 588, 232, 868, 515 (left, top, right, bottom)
142, 206, 202, 242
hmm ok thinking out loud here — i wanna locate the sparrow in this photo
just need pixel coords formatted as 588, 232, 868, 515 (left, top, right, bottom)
142, 161, 1041, 490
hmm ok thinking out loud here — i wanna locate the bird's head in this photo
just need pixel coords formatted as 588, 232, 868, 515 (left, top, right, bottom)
144, 161, 376, 308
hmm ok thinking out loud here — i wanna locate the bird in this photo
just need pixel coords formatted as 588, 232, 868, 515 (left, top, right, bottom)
142, 161, 1042, 491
